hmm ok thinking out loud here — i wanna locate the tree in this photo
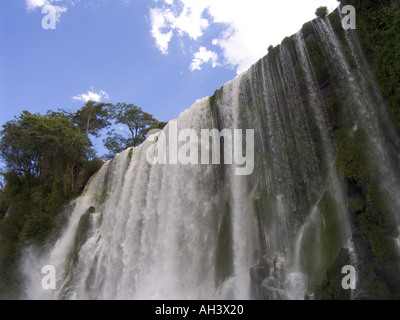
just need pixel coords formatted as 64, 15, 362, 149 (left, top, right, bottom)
141, 121, 168, 138
0, 110, 105, 297
0, 111, 90, 180
72, 100, 112, 137
0, 110, 97, 198
113, 103, 156, 144
315, 6, 329, 18
103, 132, 131, 157
104, 103, 160, 158
0, 170, 5, 219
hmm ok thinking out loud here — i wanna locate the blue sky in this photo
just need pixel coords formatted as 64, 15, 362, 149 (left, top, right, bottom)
0, 0, 339, 156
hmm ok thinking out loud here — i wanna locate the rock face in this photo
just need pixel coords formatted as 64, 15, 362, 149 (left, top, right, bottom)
250, 264, 269, 299
20, 6, 400, 300
75, 168, 92, 193
314, 248, 351, 300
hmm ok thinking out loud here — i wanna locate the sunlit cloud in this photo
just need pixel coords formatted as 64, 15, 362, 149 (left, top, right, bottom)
72, 89, 110, 103
150, 0, 340, 74
25, 0, 68, 22
190, 47, 218, 71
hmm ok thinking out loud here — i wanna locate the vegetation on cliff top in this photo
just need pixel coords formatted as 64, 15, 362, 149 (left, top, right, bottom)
342, 0, 400, 132
0, 102, 163, 298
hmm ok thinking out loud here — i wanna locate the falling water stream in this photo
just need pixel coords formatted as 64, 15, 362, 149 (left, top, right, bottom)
20, 9, 400, 300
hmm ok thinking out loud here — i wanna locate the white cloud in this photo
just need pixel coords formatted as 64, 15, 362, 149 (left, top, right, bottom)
150, 7, 174, 54
26, 0, 47, 10
190, 47, 218, 71
149, 2, 209, 55
150, 0, 339, 74
25, 0, 68, 22
72, 89, 110, 103
172, 3, 209, 40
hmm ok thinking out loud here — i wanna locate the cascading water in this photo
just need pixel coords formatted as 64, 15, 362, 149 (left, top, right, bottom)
20, 8, 400, 300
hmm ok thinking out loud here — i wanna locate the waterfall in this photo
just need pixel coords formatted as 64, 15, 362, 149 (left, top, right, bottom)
20, 9, 400, 300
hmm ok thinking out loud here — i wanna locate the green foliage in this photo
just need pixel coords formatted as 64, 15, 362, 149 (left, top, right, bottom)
20, 211, 55, 243
86, 157, 105, 174
0, 111, 90, 179
334, 127, 400, 295
141, 121, 168, 137
267, 45, 274, 53
103, 132, 132, 158
0, 110, 103, 298
354, 275, 392, 300
71, 101, 112, 137
301, 192, 344, 292
341, 0, 400, 132
112, 103, 156, 143
327, 8, 357, 69
315, 6, 329, 18
104, 103, 161, 158
358, 208, 400, 292
314, 248, 352, 300
304, 1, 400, 297
336, 132, 368, 187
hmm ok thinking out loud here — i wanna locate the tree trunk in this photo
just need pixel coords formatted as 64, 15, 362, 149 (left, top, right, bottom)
71, 157, 76, 193
86, 113, 92, 136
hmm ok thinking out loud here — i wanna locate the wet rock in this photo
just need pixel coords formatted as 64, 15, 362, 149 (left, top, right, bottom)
250, 264, 269, 300
314, 248, 352, 300
250, 265, 268, 284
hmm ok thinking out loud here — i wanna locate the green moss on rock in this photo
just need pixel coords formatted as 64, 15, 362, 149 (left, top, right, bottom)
337, 132, 368, 188
128, 148, 133, 162
314, 248, 352, 300
301, 191, 344, 291
324, 96, 341, 130
305, 34, 329, 83
96, 184, 108, 206
20, 211, 55, 243
341, 0, 400, 132
215, 202, 234, 286
68, 206, 95, 266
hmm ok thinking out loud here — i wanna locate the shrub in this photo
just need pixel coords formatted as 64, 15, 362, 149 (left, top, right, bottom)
315, 6, 329, 18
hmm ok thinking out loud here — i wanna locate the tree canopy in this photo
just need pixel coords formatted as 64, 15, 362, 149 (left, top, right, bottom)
70, 101, 112, 137
0, 109, 105, 297
0, 111, 90, 179
103, 103, 166, 158
0, 100, 165, 297
315, 6, 329, 18
0, 101, 164, 296
112, 103, 156, 143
